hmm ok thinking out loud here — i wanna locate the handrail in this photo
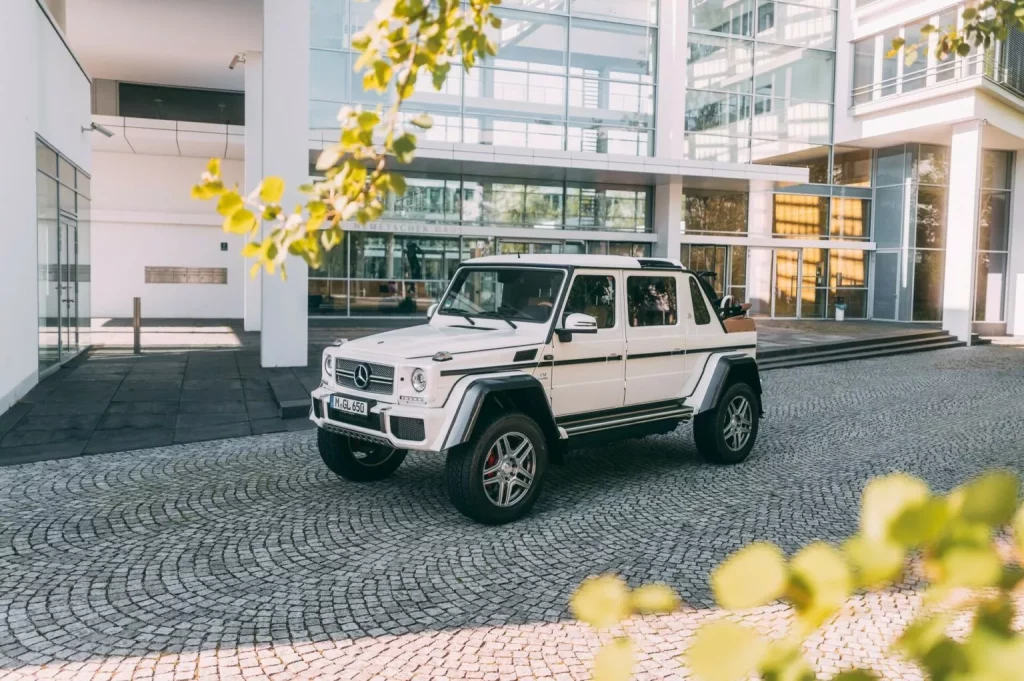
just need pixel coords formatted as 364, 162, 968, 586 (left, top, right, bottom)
851, 49, 1024, 103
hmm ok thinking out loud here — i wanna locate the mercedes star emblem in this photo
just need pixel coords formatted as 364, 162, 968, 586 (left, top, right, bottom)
353, 364, 371, 389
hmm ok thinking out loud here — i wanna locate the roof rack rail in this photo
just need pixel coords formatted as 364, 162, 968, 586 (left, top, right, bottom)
636, 258, 683, 271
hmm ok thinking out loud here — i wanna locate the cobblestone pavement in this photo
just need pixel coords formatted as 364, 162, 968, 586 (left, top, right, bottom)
2, 346, 1024, 681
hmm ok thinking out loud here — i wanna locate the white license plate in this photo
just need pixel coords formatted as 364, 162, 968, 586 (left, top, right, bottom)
330, 395, 368, 417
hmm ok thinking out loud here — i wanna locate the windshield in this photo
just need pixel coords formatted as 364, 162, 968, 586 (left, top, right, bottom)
439, 268, 566, 323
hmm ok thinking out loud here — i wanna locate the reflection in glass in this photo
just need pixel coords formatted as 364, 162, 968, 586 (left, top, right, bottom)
872, 252, 899, 320
852, 37, 874, 104
912, 250, 944, 321
683, 190, 748, 233
915, 186, 947, 249
569, 19, 656, 81
881, 28, 899, 96
979, 190, 1010, 252
774, 249, 800, 317
690, 0, 754, 36
38, 172, 59, 372
308, 279, 349, 315
901, 21, 928, 92
687, 34, 754, 92
832, 147, 871, 186
918, 145, 950, 185
975, 252, 1007, 322
830, 197, 870, 239
800, 248, 827, 318
983, 150, 1012, 189
829, 249, 868, 288
570, 0, 656, 23
829, 289, 867, 318
873, 185, 904, 249
772, 194, 828, 238
875, 145, 908, 186
754, 1, 835, 49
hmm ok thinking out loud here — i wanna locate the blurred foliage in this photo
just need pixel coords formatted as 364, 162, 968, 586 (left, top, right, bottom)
192, 0, 500, 278
571, 471, 1024, 681
889, 1, 1024, 67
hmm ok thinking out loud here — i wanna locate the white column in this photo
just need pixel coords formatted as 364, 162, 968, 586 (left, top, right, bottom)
654, 0, 688, 159
941, 119, 984, 343
654, 178, 683, 259
243, 50, 263, 332
746, 181, 774, 316
260, 0, 310, 367
1005, 151, 1024, 336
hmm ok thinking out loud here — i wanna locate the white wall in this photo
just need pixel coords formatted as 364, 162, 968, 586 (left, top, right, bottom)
0, 1, 91, 414
90, 152, 246, 319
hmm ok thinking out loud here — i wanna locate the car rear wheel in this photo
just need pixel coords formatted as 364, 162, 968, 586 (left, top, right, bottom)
693, 382, 759, 465
317, 427, 407, 482
445, 413, 548, 525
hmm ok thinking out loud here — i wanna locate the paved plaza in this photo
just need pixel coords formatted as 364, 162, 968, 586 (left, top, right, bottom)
1, 346, 1023, 680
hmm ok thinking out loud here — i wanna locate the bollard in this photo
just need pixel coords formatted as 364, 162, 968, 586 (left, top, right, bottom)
133, 297, 141, 354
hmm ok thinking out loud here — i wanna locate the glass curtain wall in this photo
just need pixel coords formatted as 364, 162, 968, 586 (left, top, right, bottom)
36, 139, 90, 374
975, 151, 1013, 323
311, 0, 658, 156
685, 0, 836, 164
309, 234, 651, 316
871, 143, 950, 322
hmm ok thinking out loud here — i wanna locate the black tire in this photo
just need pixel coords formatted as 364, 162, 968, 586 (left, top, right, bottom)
445, 412, 548, 525
317, 428, 407, 482
693, 381, 759, 465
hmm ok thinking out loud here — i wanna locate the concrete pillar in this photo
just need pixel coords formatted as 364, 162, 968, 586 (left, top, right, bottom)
243, 50, 263, 332
654, 0, 688, 159
941, 119, 984, 343
260, 0, 309, 367
746, 181, 774, 316
654, 179, 682, 259
1005, 151, 1024, 336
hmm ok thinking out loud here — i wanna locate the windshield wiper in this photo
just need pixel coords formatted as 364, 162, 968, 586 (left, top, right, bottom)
442, 307, 476, 325
479, 310, 517, 329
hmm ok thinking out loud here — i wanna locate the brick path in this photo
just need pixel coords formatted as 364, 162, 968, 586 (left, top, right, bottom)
1, 345, 1022, 680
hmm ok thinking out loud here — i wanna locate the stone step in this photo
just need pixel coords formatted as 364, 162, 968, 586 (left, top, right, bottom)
268, 374, 310, 419
757, 328, 948, 360
760, 338, 965, 371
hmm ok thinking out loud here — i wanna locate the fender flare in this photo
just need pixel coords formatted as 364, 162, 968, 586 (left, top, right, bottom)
697, 355, 764, 417
441, 373, 559, 450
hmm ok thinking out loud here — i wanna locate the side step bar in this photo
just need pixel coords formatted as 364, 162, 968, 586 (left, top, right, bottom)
562, 406, 694, 437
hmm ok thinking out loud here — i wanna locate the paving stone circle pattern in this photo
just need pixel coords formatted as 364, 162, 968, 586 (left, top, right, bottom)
1, 345, 1023, 680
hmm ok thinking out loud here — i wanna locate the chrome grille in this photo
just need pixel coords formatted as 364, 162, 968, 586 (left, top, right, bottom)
335, 359, 395, 395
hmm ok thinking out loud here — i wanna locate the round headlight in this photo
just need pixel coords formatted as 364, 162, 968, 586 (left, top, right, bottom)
323, 353, 333, 376
411, 368, 427, 393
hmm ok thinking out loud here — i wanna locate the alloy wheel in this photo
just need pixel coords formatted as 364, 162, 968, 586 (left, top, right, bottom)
482, 432, 536, 507
723, 395, 753, 452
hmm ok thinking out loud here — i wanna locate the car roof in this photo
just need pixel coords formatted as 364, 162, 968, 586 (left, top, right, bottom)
462, 254, 686, 270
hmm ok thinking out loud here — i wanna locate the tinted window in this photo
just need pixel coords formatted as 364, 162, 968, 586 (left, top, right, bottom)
688, 277, 712, 325
627, 276, 677, 327
564, 275, 616, 328
440, 268, 565, 322
118, 83, 245, 125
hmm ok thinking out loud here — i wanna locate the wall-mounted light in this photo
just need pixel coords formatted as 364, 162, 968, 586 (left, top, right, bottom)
229, 53, 246, 70
82, 122, 114, 138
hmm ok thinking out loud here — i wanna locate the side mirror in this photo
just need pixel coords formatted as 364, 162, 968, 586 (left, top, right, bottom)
556, 312, 598, 342
427, 303, 438, 318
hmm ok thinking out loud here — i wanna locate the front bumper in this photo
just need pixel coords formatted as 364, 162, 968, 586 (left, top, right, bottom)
309, 386, 448, 452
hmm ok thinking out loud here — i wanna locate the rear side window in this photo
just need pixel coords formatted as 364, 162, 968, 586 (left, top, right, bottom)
688, 277, 712, 325
564, 275, 616, 328
627, 276, 677, 327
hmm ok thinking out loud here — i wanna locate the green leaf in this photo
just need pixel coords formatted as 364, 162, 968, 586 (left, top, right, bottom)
357, 110, 380, 131
843, 536, 904, 589
241, 242, 263, 258
963, 7, 978, 20
975, 596, 1015, 637
891, 497, 948, 547
939, 546, 1001, 588
216, 190, 244, 218
787, 542, 851, 631
593, 637, 635, 681
307, 200, 328, 219
962, 627, 1024, 681
351, 31, 371, 51
860, 473, 930, 544
957, 42, 972, 57
391, 132, 418, 163
224, 208, 257, 235
259, 176, 285, 204
758, 642, 815, 681
919, 639, 969, 681
897, 615, 953, 660
920, 24, 936, 34
409, 113, 434, 129
952, 471, 1020, 526
387, 173, 407, 195
832, 671, 880, 681
710, 542, 787, 610
1014, 504, 1024, 556
686, 621, 767, 681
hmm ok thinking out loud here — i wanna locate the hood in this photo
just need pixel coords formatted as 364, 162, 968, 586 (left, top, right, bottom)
338, 323, 540, 360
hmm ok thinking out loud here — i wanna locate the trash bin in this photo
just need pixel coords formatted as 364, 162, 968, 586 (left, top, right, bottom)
835, 297, 847, 322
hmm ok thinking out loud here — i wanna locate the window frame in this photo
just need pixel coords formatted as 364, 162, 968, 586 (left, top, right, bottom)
625, 274, 679, 327
563, 273, 618, 329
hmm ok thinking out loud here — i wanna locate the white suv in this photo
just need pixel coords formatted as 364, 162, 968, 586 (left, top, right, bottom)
310, 255, 762, 524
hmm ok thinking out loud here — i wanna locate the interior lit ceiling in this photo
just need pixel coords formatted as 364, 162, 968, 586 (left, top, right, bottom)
66, 0, 262, 91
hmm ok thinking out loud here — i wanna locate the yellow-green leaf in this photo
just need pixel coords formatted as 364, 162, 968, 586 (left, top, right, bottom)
833, 671, 880, 681
316, 146, 343, 171
1013, 504, 1024, 556
569, 574, 630, 628
759, 642, 815, 681
951, 471, 1020, 526
711, 542, 787, 610
629, 583, 679, 614
224, 209, 257, 235
686, 621, 767, 681
787, 542, 851, 631
593, 637, 635, 681
241, 242, 263, 258
216, 191, 244, 218
897, 615, 953, 660
357, 110, 380, 131
191, 184, 215, 200
938, 546, 1001, 588
259, 176, 285, 204
962, 7, 977, 20
843, 535, 904, 589
891, 497, 949, 547
861, 473, 930, 544
387, 173, 407, 195
391, 133, 417, 163
206, 158, 221, 177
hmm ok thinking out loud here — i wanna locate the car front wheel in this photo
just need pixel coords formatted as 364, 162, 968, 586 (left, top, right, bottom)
693, 382, 759, 465
317, 427, 407, 482
445, 413, 548, 524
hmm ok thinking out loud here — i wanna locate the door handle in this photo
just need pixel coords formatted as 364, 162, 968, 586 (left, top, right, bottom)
607, 353, 623, 360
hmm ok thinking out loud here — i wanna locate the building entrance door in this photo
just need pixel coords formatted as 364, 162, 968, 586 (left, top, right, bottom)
773, 249, 800, 318
57, 218, 79, 357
